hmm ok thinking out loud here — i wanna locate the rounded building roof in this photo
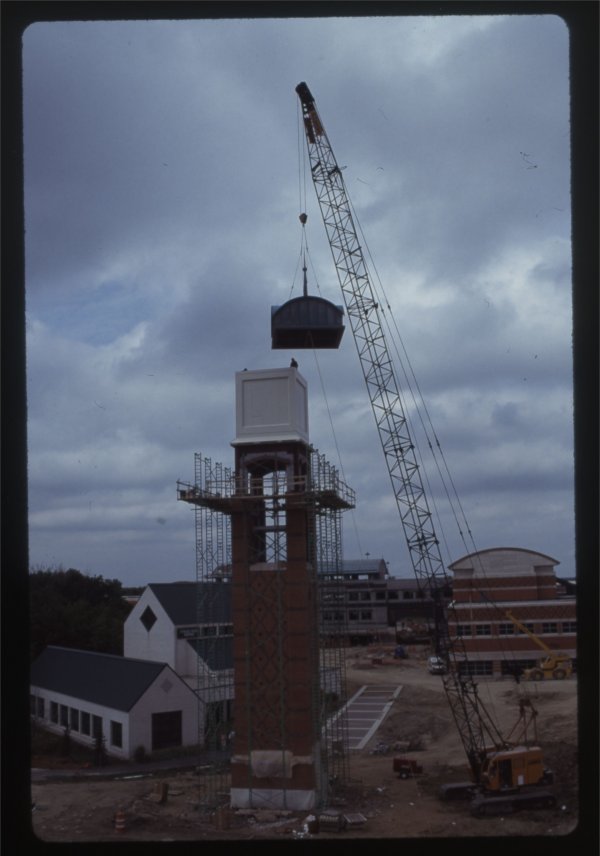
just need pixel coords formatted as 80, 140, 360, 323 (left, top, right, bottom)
448, 547, 560, 575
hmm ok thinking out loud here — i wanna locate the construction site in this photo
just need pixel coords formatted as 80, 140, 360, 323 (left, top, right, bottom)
30, 82, 580, 842
31, 654, 578, 840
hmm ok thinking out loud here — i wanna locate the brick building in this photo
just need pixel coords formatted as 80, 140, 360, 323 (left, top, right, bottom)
448, 547, 576, 677
319, 559, 436, 643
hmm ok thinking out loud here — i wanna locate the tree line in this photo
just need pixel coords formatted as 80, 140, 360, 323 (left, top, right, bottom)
29, 567, 139, 661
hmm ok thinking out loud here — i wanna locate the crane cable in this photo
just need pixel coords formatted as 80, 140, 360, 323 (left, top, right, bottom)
344, 188, 537, 721
311, 344, 365, 558
347, 193, 468, 560
346, 188, 536, 715
297, 98, 307, 219
298, 97, 531, 696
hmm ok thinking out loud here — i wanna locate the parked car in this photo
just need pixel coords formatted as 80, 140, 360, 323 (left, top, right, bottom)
427, 655, 447, 675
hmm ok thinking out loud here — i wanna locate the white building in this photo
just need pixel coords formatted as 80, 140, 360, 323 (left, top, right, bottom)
29, 646, 199, 760
30, 581, 233, 759
124, 581, 234, 734
124, 582, 232, 682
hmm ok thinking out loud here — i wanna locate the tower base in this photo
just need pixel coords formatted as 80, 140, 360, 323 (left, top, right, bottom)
230, 787, 317, 811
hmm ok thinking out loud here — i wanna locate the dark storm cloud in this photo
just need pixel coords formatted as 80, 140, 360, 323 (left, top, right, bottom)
23, 20, 297, 302
23, 15, 573, 584
330, 16, 570, 285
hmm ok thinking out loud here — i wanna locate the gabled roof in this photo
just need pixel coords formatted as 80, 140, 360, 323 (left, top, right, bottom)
30, 646, 173, 712
148, 582, 231, 625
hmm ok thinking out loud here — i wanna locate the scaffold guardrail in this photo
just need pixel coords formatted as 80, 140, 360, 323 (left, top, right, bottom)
177, 454, 355, 510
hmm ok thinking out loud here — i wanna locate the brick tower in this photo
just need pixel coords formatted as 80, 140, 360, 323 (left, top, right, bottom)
229, 366, 321, 810
177, 366, 354, 810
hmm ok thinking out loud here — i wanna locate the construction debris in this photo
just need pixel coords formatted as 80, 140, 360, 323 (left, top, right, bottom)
148, 782, 169, 804
318, 809, 344, 831
343, 812, 368, 829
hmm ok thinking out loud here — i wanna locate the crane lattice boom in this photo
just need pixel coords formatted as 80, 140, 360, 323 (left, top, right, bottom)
296, 81, 510, 779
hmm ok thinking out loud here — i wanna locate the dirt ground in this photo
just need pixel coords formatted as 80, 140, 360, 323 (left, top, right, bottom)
30, 647, 579, 842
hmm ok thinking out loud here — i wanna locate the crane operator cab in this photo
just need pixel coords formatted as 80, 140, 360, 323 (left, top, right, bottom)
480, 746, 553, 792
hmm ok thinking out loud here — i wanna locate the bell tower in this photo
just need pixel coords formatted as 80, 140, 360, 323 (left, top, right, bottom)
177, 366, 354, 811
229, 366, 320, 810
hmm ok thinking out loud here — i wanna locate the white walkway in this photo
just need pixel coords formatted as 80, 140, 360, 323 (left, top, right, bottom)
340, 684, 403, 751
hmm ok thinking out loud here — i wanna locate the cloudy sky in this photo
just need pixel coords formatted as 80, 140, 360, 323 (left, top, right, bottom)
23, 12, 573, 587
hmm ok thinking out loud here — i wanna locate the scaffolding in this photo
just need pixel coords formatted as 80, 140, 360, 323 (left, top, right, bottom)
178, 455, 233, 810
177, 448, 354, 811
311, 450, 352, 793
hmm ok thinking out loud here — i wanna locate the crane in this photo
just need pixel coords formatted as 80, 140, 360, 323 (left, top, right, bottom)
294, 81, 556, 816
505, 611, 573, 680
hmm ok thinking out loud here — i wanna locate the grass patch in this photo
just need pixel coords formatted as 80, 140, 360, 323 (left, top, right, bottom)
30, 722, 109, 767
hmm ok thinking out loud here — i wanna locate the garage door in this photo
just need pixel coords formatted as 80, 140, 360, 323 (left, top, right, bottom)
152, 710, 182, 751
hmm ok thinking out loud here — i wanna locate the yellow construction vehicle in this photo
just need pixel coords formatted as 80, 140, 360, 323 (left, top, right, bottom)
505, 611, 573, 680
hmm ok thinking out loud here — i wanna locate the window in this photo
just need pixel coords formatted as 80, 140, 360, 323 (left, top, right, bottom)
360, 610, 372, 621
542, 622, 558, 634
30, 695, 47, 718
403, 591, 414, 600
459, 660, 493, 676
501, 659, 537, 676
60, 705, 69, 727
375, 592, 386, 600
388, 591, 399, 600
50, 702, 58, 724
70, 708, 80, 732
360, 592, 371, 601
499, 623, 515, 636
475, 624, 491, 636
177, 626, 198, 639
563, 621, 577, 633
348, 593, 359, 601
140, 605, 157, 632
349, 610, 359, 621
92, 715, 103, 738
110, 720, 123, 748
81, 712, 91, 735
456, 624, 472, 637
515, 622, 535, 634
